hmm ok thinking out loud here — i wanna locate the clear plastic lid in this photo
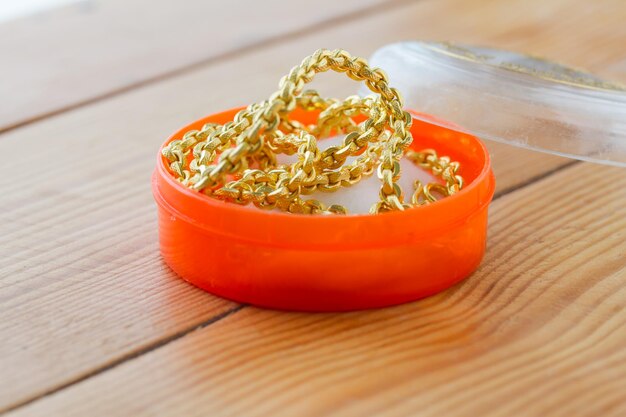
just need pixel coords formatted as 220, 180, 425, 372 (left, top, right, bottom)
365, 41, 626, 167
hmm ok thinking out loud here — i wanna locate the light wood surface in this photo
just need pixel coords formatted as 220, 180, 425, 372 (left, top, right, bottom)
0, 0, 394, 132
11, 162, 626, 417
1, 0, 625, 415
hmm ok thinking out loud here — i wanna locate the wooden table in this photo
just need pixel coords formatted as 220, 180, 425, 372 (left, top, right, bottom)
1, 0, 625, 415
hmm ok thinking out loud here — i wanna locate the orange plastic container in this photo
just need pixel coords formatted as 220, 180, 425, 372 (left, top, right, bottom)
152, 107, 495, 311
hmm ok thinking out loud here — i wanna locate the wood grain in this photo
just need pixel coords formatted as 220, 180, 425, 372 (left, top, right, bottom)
1, 0, 625, 413
9, 161, 626, 417
0, 0, 394, 131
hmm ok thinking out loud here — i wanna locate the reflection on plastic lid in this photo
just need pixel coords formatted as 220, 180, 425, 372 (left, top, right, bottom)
364, 41, 626, 167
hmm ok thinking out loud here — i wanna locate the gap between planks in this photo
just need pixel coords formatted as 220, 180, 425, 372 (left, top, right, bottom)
0, 305, 246, 416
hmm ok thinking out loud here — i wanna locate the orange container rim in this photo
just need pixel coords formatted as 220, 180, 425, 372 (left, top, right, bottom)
153, 107, 495, 248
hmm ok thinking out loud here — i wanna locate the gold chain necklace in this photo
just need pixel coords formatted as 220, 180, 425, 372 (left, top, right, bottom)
162, 49, 464, 214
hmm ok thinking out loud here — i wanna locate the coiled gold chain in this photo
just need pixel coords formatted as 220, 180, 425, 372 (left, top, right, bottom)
162, 49, 463, 214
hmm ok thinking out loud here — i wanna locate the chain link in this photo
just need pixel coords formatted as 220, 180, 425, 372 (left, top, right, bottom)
162, 49, 464, 214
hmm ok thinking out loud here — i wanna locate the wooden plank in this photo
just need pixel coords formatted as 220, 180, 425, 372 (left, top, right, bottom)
9, 161, 625, 417
0, 0, 395, 131
1, 0, 624, 412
